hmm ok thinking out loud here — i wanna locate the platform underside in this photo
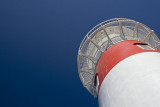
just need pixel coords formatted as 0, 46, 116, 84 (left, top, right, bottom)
77, 18, 160, 97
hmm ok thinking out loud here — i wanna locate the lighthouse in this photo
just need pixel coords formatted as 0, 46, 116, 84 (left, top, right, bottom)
77, 18, 160, 107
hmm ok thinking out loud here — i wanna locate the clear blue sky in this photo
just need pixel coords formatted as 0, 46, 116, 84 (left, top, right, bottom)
0, 0, 160, 107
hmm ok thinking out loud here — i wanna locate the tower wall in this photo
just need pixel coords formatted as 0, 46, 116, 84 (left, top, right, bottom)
96, 40, 160, 107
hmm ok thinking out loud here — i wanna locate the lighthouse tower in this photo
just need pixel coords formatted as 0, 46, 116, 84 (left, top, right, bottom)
77, 18, 160, 107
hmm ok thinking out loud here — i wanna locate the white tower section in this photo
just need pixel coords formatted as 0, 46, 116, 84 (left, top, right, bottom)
77, 18, 160, 107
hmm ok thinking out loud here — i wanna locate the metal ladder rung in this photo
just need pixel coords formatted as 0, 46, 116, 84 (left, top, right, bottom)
142, 30, 154, 43
84, 80, 92, 86
88, 38, 104, 52
79, 54, 97, 64
119, 21, 125, 40
80, 69, 94, 74
102, 27, 113, 44
133, 22, 139, 39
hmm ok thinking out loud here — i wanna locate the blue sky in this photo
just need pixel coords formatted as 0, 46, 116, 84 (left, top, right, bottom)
0, 0, 160, 107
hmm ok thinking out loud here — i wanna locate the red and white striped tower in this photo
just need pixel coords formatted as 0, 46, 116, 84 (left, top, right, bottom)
77, 18, 160, 107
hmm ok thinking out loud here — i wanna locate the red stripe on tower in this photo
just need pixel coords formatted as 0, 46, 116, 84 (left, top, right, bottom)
95, 40, 159, 93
